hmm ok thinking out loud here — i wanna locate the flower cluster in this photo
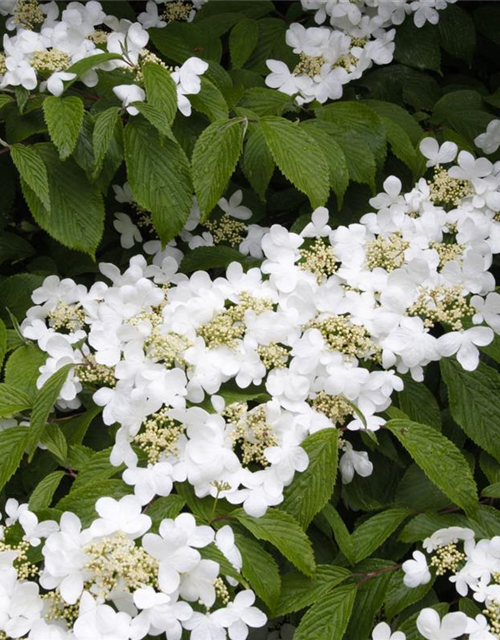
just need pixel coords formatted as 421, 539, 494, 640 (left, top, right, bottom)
265, 0, 456, 104
0, 0, 207, 114
0, 495, 266, 640
372, 525, 500, 640
137, 0, 207, 29
12, 137, 500, 526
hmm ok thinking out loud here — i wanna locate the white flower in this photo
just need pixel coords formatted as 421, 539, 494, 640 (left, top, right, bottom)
466, 614, 497, 640
416, 609, 468, 640
423, 527, 475, 553
44, 71, 76, 96
402, 550, 432, 588
113, 84, 146, 116
437, 327, 493, 371
448, 151, 493, 182
301, 207, 331, 237
372, 622, 406, 640
213, 590, 267, 639
218, 190, 252, 221
339, 442, 373, 484
419, 138, 458, 167
73, 592, 132, 640
90, 495, 152, 539
475, 120, 500, 155
114, 213, 142, 249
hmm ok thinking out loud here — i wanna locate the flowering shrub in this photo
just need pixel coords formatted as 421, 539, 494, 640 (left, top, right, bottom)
2, 1, 500, 639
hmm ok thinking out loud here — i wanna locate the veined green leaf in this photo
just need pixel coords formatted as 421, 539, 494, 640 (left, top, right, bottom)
43, 96, 84, 160
0, 426, 30, 493
294, 584, 357, 640
0, 383, 33, 418
10, 144, 50, 211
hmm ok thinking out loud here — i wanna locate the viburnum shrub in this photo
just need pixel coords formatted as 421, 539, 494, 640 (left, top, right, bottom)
3, 2, 500, 640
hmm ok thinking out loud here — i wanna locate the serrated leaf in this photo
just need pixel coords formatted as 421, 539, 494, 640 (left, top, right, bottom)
315, 102, 386, 165
149, 22, 222, 64
133, 102, 173, 138
190, 77, 229, 122
73, 447, 120, 488
67, 444, 94, 470
43, 96, 84, 160
200, 542, 244, 586
386, 419, 478, 516
351, 509, 411, 563
21, 144, 105, 256
0, 426, 30, 493
10, 144, 50, 211
0, 95, 13, 111
192, 117, 245, 219
124, 120, 193, 243
233, 508, 316, 576
0, 383, 33, 418
398, 376, 441, 429
40, 423, 68, 464
143, 62, 178, 125
29, 470, 65, 511
441, 358, 500, 462
294, 584, 357, 640
92, 106, 120, 177
321, 504, 356, 564
275, 565, 351, 617
260, 116, 329, 209
234, 533, 281, 610
229, 18, 259, 69
242, 125, 275, 201
5, 344, 47, 397
239, 88, 294, 116
28, 363, 73, 458
365, 100, 424, 146
282, 428, 338, 529
385, 569, 434, 620
0, 274, 44, 324
382, 117, 417, 171
0, 232, 35, 266
59, 404, 102, 446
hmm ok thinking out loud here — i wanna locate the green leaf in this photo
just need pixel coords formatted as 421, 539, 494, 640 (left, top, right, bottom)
133, 103, 173, 138
399, 512, 470, 544
229, 18, 259, 68
0, 95, 13, 112
67, 53, 123, 78
474, 6, 500, 46
398, 377, 441, 429
190, 77, 229, 122
242, 125, 275, 201
239, 88, 294, 116
149, 22, 222, 64
10, 144, 50, 211
143, 62, 178, 126
0, 232, 35, 266
73, 448, 120, 488
315, 102, 386, 165
28, 363, 74, 458
385, 570, 434, 620
29, 470, 66, 511
40, 424, 68, 464
294, 584, 357, 640
351, 509, 411, 563
192, 118, 245, 219
59, 405, 102, 446
395, 18, 441, 73
397, 603, 449, 640
200, 542, 245, 586
0, 274, 44, 324
234, 533, 281, 611
0, 318, 6, 370
147, 495, 186, 528
124, 120, 193, 243
386, 419, 478, 516
0, 426, 30, 493
92, 106, 120, 178
260, 116, 329, 209
382, 117, 417, 171
180, 245, 260, 274
321, 504, 356, 564
482, 482, 500, 498
282, 428, 338, 529
441, 359, 500, 462
21, 144, 105, 256
0, 384, 33, 418
56, 479, 130, 527
42, 96, 84, 160
233, 508, 316, 576
275, 565, 352, 617
438, 5, 476, 63
4, 344, 47, 397
364, 100, 423, 146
